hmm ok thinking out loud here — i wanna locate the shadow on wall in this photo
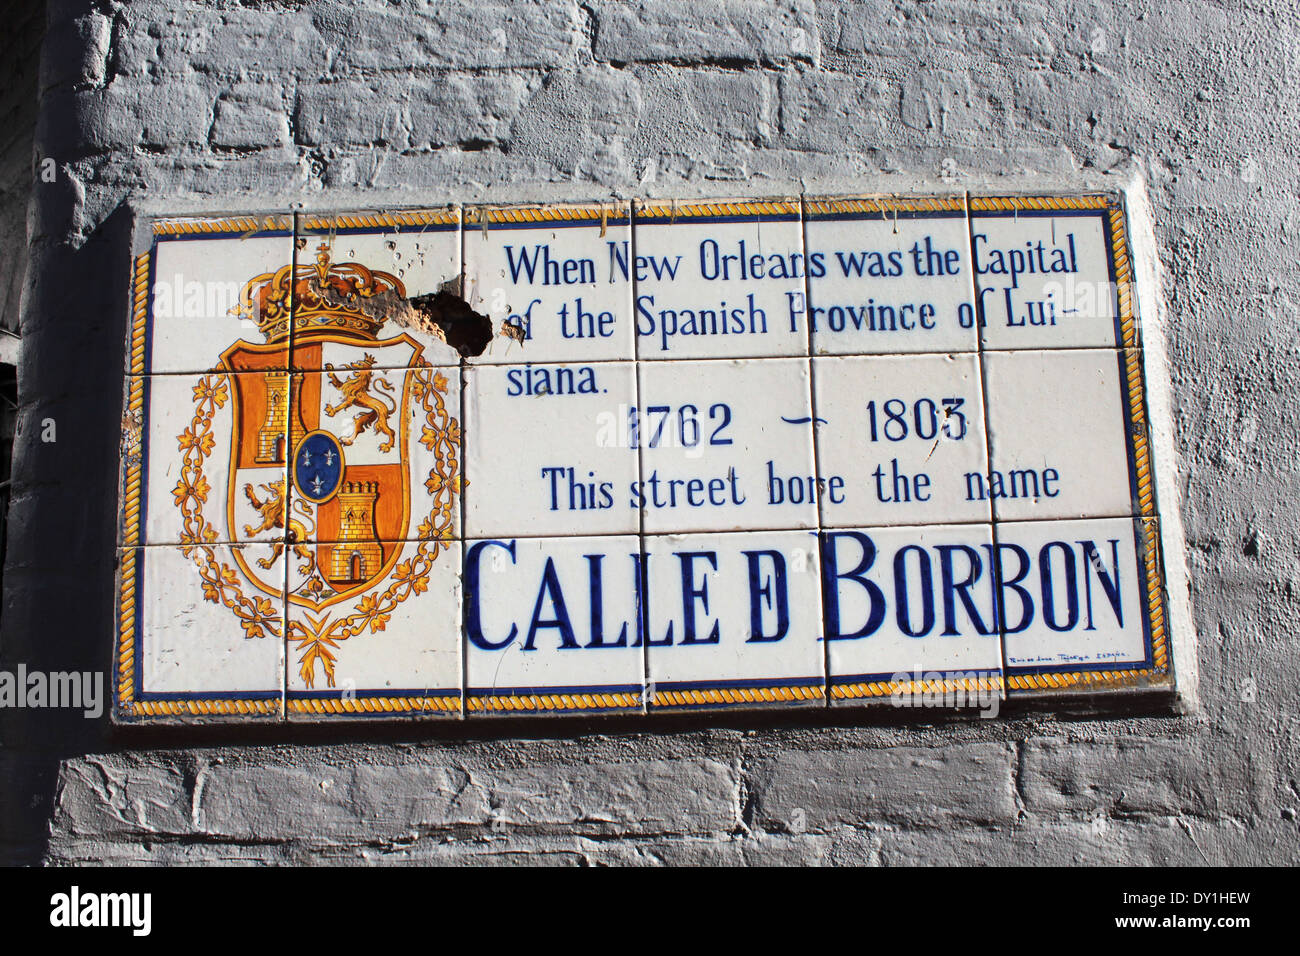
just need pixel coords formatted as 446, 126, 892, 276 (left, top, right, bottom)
0, 0, 46, 866
0, 198, 134, 865
0, 0, 45, 615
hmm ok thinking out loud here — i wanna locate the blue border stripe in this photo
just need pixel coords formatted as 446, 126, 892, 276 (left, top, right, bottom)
806, 210, 964, 223
972, 206, 1108, 220
137, 689, 281, 702
141, 246, 156, 376
653, 675, 822, 692
829, 670, 1003, 687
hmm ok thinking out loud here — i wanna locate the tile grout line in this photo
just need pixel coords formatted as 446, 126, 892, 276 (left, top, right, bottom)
799, 194, 831, 709
141, 342, 1146, 380
151, 346, 1157, 378
459, 205, 469, 720
281, 209, 301, 721
134, 348, 1115, 378
964, 192, 1010, 703
630, 199, 651, 715
142, 503, 1122, 553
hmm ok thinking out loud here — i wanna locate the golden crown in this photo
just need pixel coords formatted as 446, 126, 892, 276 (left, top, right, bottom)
234, 243, 406, 344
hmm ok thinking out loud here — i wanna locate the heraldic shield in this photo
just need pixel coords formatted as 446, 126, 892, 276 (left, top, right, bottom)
180, 243, 461, 691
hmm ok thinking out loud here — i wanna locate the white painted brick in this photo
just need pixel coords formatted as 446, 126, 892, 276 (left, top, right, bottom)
592, 0, 820, 65
750, 744, 1018, 830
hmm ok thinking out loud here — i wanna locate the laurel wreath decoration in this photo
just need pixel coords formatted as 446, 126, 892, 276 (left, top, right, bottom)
175, 375, 281, 641
176, 363, 462, 690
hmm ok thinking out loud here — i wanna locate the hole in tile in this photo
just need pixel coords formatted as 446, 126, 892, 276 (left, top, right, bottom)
302, 260, 494, 359
405, 286, 494, 358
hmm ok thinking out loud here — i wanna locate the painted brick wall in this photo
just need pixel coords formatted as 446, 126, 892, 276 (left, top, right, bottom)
2, 0, 1297, 865
0, 0, 44, 338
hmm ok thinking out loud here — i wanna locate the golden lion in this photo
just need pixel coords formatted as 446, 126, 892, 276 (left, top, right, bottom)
324, 354, 398, 452
243, 479, 315, 574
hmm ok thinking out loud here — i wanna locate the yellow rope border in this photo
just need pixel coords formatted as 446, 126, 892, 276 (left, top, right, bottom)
122, 699, 282, 717
805, 195, 966, 217
466, 202, 630, 226
635, 198, 801, 220
152, 215, 293, 236
650, 684, 824, 707
831, 674, 1004, 702
968, 195, 1111, 212
116, 548, 138, 707
128, 253, 149, 375
466, 692, 641, 713
1125, 348, 1155, 517
299, 208, 459, 232
116, 255, 151, 713
1108, 199, 1140, 349
288, 696, 461, 716
120, 382, 144, 546
1003, 668, 1159, 692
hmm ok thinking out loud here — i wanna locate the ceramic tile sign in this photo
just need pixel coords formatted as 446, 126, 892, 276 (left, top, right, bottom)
114, 194, 1180, 722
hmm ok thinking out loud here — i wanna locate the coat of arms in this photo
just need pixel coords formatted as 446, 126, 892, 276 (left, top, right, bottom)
172, 243, 460, 689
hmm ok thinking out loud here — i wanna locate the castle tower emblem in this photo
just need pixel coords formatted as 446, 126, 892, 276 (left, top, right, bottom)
255, 372, 308, 464
330, 481, 384, 583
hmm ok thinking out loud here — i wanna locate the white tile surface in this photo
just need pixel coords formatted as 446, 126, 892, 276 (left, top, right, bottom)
813, 353, 991, 527
464, 535, 644, 712
139, 371, 290, 548
644, 529, 825, 708
821, 524, 1003, 704
285, 538, 462, 710
996, 517, 1152, 677
806, 204, 978, 355
463, 361, 640, 538
293, 215, 463, 368
637, 358, 818, 534
633, 201, 809, 360
145, 230, 293, 374
134, 544, 284, 697
464, 204, 635, 365
973, 208, 1121, 350
982, 349, 1135, 521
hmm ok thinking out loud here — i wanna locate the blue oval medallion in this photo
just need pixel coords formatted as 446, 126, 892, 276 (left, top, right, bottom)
293, 430, 345, 504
